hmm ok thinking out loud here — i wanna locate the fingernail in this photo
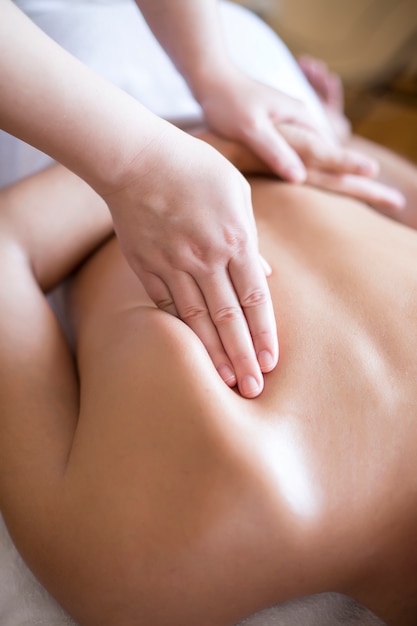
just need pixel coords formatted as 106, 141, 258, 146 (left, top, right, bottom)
218, 364, 237, 387
258, 349, 275, 372
241, 375, 262, 398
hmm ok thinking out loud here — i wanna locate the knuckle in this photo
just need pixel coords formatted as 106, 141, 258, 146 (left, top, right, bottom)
230, 350, 256, 370
202, 232, 250, 268
240, 113, 261, 136
212, 305, 243, 325
187, 241, 213, 266
240, 288, 268, 308
225, 227, 247, 249
251, 327, 274, 344
181, 304, 209, 323
155, 296, 175, 311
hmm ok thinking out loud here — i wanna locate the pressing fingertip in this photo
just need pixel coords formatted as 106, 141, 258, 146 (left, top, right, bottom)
258, 349, 276, 373
218, 364, 237, 387
241, 374, 263, 398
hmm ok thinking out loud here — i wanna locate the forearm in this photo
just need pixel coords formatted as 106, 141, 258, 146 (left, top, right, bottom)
134, 0, 234, 99
0, 1, 279, 400
0, 0, 169, 197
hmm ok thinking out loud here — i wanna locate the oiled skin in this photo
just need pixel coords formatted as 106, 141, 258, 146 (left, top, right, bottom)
1, 163, 417, 626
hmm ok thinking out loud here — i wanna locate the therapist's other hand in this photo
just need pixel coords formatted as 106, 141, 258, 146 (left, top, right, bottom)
194, 66, 339, 184
191, 125, 405, 214
103, 126, 278, 399
276, 123, 406, 213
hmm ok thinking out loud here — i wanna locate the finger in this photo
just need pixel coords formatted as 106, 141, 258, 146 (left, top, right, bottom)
277, 123, 378, 176
229, 251, 278, 376
306, 170, 406, 213
166, 270, 238, 388
242, 116, 307, 183
196, 264, 267, 399
325, 146, 379, 177
142, 271, 178, 317
319, 146, 379, 177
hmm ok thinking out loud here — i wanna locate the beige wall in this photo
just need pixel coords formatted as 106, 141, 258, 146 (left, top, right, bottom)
232, 0, 417, 85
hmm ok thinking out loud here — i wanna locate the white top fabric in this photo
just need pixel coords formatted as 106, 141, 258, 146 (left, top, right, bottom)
1, 0, 330, 187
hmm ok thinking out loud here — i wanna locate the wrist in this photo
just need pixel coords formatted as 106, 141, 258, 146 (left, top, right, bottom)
79, 91, 171, 202
97, 116, 188, 212
185, 58, 238, 103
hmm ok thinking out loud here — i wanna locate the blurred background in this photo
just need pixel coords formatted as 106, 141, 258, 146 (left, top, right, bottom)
233, 0, 417, 163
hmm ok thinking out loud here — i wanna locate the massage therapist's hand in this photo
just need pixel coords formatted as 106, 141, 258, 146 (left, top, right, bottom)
276, 122, 406, 213
0, 0, 277, 399
103, 124, 278, 399
193, 65, 342, 183
136, 0, 338, 183
193, 64, 403, 207
191, 125, 405, 214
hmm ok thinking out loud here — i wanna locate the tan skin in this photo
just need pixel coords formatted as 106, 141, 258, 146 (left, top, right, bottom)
1, 131, 417, 626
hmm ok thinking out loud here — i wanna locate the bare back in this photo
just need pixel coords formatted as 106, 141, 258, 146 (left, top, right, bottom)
48, 180, 417, 626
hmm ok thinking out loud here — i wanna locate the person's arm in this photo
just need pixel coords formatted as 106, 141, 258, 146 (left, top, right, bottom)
0, 165, 112, 293
0, 0, 161, 195
0, 0, 278, 399
134, 0, 376, 183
